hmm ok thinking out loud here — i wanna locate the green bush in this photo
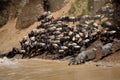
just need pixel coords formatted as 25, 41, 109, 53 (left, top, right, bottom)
69, 0, 88, 16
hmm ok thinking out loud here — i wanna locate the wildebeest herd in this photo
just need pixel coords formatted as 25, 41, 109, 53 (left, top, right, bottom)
0, 2, 120, 65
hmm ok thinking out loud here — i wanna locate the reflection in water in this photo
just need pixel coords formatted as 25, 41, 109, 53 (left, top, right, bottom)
0, 58, 120, 80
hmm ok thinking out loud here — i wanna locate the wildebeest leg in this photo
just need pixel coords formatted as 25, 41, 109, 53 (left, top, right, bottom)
22, 51, 29, 59
68, 60, 72, 66
99, 52, 104, 60
102, 50, 106, 57
80, 59, 85, 64
109, 48, 112, 53
22, 52, 25, 59
68, 58, 76, 66
83, 55, 88, 63
92, 54, 97, 62
28, 49, 36, 58
75, 61, 79, 65
94, 54, 96, 59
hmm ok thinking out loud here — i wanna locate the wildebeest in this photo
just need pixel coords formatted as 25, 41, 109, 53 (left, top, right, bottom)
42, 0, 50, 11
113, 39, 120, 51
68, 48, 97, 65
38, 11, 51, 21
96, 43, 113, 60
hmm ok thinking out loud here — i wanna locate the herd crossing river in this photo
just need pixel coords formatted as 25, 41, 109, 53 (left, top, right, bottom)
0, 1, 120, 80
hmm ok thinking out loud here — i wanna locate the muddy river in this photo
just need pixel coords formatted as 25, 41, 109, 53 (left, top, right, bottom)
0, 58, 120, 80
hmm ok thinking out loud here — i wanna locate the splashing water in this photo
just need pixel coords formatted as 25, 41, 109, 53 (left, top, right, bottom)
0, 57, 19, 66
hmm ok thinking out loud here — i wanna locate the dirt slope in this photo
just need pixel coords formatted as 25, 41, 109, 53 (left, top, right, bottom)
0, 19, 40, 53
0, 0, 73, 54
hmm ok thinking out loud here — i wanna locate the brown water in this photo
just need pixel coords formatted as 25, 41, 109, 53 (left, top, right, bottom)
0, 58, 120, 80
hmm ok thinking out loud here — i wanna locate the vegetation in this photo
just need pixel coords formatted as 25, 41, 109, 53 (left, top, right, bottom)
0, 10, 9, 27
68, 0, 88, 16
0, 0, 10, 27
0, 0, 10, 10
